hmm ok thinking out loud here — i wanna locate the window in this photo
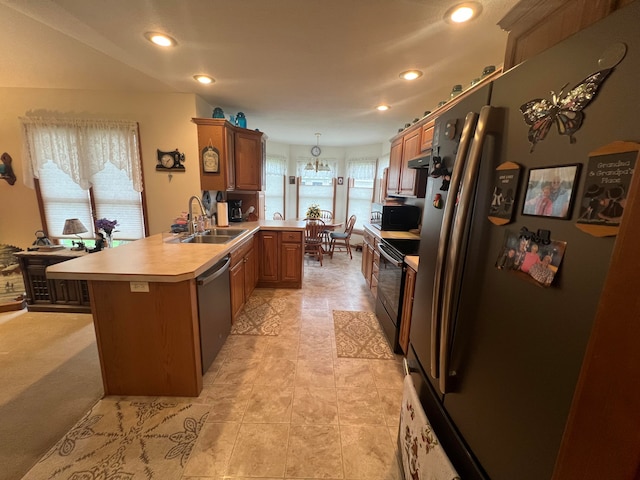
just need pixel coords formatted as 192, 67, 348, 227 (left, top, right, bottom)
265, 155, 287, 219
347, 158, 377, 231
21, 117, 146, 245
297, 160, 336, 218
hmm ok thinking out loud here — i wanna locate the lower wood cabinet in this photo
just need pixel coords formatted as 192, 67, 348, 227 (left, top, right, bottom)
229, 235, 256, 321
398, 265, 417, 355
257, 230, 303, 288
16, 250, 91, 313
361, 228, 378, 298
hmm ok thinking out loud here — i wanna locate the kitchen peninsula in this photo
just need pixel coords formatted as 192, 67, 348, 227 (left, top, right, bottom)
46, 220, 305, 398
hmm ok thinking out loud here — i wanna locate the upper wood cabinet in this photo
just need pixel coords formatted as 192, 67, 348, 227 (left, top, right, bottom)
387, 126, 428, 198
420, 119, 435, 152
192, 118, 265, 192
499, 0, 633, 69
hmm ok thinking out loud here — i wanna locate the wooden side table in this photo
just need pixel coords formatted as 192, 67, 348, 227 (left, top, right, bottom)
15, 249, 91, 313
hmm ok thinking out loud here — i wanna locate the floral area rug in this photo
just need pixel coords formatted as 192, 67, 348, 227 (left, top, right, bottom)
333, 310, 395, 360
230, 291, 287, 336
22, 398, 210, 480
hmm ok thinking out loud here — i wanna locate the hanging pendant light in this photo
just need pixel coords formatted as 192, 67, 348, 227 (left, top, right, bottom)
305, 133, 329, 172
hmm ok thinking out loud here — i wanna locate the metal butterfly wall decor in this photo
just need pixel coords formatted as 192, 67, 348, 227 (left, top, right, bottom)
519, 68, 612, 152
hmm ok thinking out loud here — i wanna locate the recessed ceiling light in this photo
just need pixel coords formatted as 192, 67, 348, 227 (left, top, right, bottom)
193, 75, 214, 85
399, 70, 423, 81
144, 32, 177, 47
445, 2, 482, 23
376, 105, 390, 111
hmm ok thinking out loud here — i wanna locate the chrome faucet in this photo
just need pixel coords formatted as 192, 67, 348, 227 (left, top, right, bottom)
188, 195, 206, 235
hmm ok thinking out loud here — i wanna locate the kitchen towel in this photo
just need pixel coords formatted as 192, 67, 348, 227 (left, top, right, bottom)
217, 201, 229, 227
399, 374, 460, 480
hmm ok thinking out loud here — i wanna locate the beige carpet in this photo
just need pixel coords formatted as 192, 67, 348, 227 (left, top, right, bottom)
22, 398, 210, 480
0, 310, 103, 480
230, 291, 287, 335
333, 310, 395, 360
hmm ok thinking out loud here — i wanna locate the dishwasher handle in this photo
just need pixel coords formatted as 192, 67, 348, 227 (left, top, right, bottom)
197, 255, 231, 286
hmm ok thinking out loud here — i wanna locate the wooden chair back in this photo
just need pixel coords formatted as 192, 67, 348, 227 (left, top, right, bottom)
319, 210, 333, 221
304, 218, 326, 266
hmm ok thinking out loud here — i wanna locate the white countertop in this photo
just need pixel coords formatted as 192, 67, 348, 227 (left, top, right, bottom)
46, 220, 305, 283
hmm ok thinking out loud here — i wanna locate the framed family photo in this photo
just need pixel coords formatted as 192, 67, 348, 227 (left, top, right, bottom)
522, 164, 580, 219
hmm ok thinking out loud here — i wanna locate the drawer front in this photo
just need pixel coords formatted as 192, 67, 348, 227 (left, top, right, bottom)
372, 261, 380, 277
281, 231, 302, 243
363, 231, 374, 246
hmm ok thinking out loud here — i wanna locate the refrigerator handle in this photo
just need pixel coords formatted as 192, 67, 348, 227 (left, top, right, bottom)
439, 105, 495, 394
430, 111, 479, 380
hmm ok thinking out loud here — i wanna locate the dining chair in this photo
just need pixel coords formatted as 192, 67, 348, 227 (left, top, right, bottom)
273, 212, 284, 220
329, 215, 357, 259
319, 210, 333, 250
304, 218, 326, 266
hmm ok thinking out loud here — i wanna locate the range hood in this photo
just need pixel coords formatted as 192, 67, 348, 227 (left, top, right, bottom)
407, 153, 430, 169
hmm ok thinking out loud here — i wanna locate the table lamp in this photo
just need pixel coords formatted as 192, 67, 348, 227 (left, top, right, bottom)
63, 218, 88, 251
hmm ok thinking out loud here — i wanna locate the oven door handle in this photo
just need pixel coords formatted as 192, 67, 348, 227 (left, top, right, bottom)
378, 244, 403, 267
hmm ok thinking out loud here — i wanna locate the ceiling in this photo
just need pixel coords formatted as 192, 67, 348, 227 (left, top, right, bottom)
0, 0, 521, 147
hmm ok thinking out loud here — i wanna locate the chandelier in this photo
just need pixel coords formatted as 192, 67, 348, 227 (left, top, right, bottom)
305, 133, 330, 172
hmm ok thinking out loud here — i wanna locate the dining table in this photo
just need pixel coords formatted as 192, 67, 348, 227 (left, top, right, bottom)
299, 218, 344, 254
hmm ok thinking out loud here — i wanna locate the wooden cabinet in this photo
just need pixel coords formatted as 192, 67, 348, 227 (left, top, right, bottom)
361, 228, 378, 297
420, 119, 435, 152
398, 265, 416, 355
387, 138, 403, 197
499, 0, 633, 70
281, 231, 303, 283
192, 118, 265, 192
229, 235, 256, 321
235, 129, 265, 190
257, 230, 303, 288
371, 241, 380, 298
15, 250, 91, 313
387, 126, 428, 197
361, 232, 373, 287
398, 128, 422, 196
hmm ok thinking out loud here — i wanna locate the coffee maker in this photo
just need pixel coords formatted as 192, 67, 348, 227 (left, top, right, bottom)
228, 199, 243, 222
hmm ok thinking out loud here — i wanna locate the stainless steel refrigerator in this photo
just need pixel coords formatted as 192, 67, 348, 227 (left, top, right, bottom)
407, 3, 640, 479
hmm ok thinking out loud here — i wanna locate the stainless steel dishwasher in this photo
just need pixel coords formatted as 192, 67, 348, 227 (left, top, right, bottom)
197, 254, 232, 374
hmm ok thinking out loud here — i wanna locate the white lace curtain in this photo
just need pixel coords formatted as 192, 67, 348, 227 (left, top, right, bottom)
266, 155, 287, 175
347, 157, 378, 180
21, 117, 143, 192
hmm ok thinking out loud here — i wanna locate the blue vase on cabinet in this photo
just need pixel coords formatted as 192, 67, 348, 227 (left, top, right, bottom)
236, 112, 247, 128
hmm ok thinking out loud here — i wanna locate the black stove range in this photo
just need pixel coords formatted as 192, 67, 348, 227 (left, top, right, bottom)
376, 236, 420, 353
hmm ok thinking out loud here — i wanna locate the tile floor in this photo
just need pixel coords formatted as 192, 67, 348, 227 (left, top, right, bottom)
182, 248, 405, 479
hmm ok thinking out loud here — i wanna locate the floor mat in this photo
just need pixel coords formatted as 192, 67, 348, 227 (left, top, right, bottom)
333, 310, 395, 360
230, 293, 287, 335
21, 398, 210, 480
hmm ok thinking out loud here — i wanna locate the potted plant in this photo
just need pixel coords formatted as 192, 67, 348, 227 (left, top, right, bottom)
306, 204, 321, 219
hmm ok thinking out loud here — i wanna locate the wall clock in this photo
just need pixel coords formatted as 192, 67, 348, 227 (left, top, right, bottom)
156, 149, 185, 171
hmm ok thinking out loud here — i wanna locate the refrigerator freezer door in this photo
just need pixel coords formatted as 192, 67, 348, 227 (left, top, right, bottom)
441, 5, 640, 480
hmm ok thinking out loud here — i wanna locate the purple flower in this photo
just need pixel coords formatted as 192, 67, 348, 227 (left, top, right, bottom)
95, 218, 118, 235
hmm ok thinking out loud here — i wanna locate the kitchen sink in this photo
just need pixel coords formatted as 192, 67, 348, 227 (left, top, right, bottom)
180, 228, 247, 244
202, 228, 247, 237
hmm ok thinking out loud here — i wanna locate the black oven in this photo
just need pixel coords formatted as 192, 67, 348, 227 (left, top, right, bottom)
375, 237, 419, 353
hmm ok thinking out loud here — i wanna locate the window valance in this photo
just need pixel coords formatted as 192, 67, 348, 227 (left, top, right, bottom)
21, 117, 143, 192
